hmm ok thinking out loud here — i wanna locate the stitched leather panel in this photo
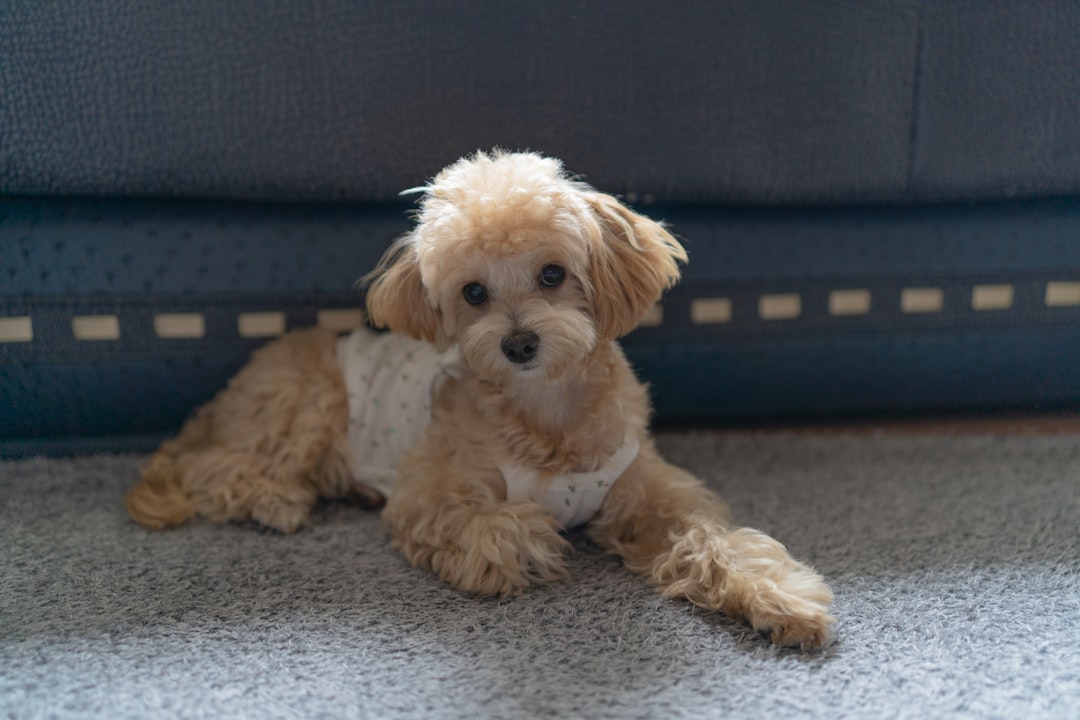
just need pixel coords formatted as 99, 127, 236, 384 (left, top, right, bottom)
3, 196, 1080, 452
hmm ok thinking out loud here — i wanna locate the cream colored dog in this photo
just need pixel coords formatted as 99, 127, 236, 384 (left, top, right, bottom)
126, 150, 834, 649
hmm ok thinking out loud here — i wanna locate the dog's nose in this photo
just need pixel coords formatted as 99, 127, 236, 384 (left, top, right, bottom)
501, 331, 540, 364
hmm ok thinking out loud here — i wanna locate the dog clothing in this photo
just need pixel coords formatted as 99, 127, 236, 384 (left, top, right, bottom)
337, 328, 461, 499
500, 432, 640, 529
337, 328, 640, 529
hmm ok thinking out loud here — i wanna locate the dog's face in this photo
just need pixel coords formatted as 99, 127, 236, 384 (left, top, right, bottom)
365, 151, 686, 384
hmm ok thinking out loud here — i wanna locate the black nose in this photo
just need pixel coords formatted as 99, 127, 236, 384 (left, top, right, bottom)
501, 331, 540, 364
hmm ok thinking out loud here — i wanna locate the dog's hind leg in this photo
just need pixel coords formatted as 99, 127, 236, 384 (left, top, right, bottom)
588, 441, 835, 650
125, 405, 213, 529
126, 327, 351, 533
168, 446, 318, 533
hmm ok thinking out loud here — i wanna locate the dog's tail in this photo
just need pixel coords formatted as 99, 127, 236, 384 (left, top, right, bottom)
125, 447, 196, 530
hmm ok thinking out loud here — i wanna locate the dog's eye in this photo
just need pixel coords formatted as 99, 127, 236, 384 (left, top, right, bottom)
463, 282, 489, 306
539, 264, 565, 288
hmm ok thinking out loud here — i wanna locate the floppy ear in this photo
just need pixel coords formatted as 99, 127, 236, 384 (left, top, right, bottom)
361, 234, 440, 343
583, 192, 687, 339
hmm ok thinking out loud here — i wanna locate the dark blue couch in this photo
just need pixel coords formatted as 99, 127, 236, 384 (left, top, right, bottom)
3, 1, 1080, 456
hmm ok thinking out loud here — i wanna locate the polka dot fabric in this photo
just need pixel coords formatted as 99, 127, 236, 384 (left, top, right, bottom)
336, 328, 460, 497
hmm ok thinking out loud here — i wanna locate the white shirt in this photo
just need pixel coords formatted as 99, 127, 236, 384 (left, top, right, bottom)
336, 328, 639, 529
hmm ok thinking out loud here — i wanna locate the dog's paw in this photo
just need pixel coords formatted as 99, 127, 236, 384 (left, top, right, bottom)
760, 610, 835, 650
250, 494, 314, 534
744, 567, 836, 650
750, 594, 836, 650
652, 523, 835, 650
425, 503, 572, 597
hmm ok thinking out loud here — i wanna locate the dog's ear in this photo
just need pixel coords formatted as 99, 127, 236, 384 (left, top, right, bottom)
583, 192, 687, 339
362, 235, 440, 343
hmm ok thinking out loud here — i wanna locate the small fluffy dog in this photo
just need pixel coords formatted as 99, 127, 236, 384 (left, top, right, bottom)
126, 150, 834, 649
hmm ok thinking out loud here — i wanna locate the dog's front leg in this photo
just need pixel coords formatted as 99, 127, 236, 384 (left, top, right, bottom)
589, 443, 835, 649
383, 456, 572, 597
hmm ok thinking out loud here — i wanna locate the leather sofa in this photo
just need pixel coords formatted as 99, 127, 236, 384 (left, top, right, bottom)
3, 1, 1080, 455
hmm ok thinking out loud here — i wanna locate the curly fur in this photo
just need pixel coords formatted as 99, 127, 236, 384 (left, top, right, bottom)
126, 150, 834, 649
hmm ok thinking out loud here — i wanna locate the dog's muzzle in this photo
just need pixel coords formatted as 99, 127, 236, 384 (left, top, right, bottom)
501, 330, 539, 364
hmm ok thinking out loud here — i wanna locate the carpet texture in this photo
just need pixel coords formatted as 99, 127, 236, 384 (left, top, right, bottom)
1, 432, 1079, 719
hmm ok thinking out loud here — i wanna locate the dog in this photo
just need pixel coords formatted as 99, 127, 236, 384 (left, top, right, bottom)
126, 150, 835, 649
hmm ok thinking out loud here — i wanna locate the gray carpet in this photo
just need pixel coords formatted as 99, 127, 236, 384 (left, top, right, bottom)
2, 432, 1079, 719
